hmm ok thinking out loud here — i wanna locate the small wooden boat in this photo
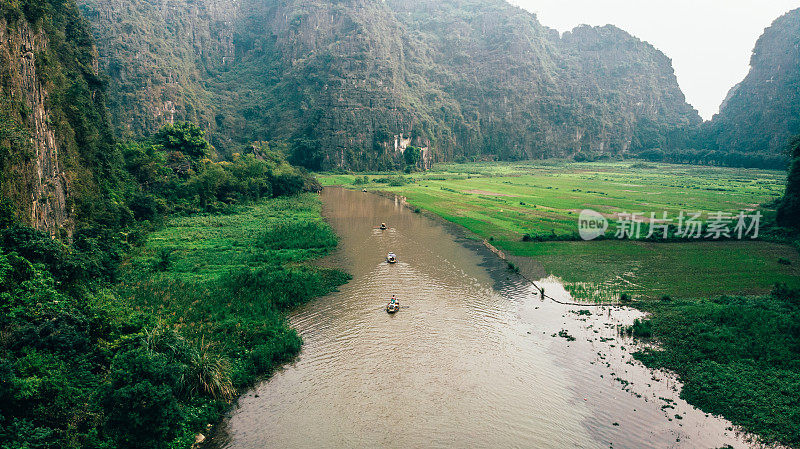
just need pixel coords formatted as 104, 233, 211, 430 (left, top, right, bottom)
387, 253, 397, 263
386, 301, 400, 314
380, 222, 387, 230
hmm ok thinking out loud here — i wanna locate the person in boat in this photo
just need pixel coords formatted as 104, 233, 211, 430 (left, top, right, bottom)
380, 222, 387, 230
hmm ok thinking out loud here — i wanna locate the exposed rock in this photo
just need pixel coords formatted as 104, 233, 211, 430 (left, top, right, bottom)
79, 0, 701, 169
0, 18, 72, 237
706, 7, 800, 154
0, 2, 116, 237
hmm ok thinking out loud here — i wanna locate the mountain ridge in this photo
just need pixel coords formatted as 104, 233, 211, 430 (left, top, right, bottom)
77, 0, 701, 169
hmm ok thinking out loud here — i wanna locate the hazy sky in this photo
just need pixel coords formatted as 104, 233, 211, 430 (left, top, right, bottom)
508, 0, 800, 120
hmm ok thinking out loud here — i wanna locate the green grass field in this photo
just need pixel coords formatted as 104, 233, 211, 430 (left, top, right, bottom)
318, 161, 799, 299
118, 193, 349, 388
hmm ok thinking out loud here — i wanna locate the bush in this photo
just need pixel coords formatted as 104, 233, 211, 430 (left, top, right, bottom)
625, 318, 652, 337
388, 175, 408, 186
100, 348, 185, 449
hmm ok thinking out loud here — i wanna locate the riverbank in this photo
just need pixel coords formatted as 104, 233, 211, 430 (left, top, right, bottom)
317, 161, 800, 299
116, 193, 350, 446
629, 289, 800, 447
339, 186, 799, 447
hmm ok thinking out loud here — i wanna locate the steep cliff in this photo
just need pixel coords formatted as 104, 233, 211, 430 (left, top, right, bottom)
77, 0, 701, 169
560, 25, 701, 152
211, 0, 417, 170
0, 1, 117, 237
706, 8, 800, 154
78, 0, 239, 140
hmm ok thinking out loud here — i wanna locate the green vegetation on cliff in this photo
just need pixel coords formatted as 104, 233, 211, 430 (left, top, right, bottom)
0, 0, 118, 234
778, 135, 800, 228
78, 0, 700, 170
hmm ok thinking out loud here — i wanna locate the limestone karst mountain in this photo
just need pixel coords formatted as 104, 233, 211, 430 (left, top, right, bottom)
77, 0, 700, 169
704, 7, 800, 155
0, 1, 116, 237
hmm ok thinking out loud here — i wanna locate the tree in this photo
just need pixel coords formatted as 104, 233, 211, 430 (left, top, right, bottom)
404, 146, 422, 170
153, 122, 213, 160
777, 135, 800, 229
100, 348, 184, 449
289, 139, 325, 171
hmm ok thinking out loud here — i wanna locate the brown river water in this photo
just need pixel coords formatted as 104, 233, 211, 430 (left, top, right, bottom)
207, 187, 755, 449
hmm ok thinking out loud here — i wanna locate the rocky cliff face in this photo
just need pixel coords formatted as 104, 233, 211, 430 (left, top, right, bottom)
78, 0, 701, 169
559, 25, 700, 152
77, 0, 240, 140
0, 18, 71, 236
706, 8, 800, 155
0, 1, 116, 236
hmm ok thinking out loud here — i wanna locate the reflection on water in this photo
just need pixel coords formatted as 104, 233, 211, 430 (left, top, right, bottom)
207, 187, 751, 449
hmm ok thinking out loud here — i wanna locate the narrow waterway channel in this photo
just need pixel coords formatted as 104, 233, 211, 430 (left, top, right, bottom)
207, 187, 752, 449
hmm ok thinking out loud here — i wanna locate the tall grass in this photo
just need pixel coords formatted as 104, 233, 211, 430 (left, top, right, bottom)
119, 193, 350, 420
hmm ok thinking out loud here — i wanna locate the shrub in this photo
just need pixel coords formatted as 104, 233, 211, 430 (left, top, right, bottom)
388, 175, 408, 186
352, 175, 369, 185
557, 330, 576, 341
626, 318, 652, 338
100, 348, 185, 449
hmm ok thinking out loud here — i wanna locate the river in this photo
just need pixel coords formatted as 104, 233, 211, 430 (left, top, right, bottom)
207, 187, 752, 449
